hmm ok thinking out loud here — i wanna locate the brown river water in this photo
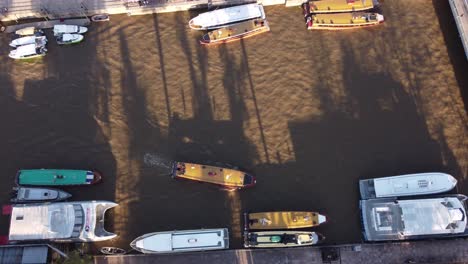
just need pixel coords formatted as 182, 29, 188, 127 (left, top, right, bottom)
0, 0, 467, 250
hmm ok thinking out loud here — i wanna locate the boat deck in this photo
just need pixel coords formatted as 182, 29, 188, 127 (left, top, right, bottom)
248, 211, 323, 229
308, 0, 375, 13
449, 0, 468, 60
203, 19, 268, 42
311, 13, 379, 25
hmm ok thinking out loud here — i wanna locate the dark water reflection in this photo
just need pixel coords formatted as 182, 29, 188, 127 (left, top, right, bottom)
0, 0, 467, 250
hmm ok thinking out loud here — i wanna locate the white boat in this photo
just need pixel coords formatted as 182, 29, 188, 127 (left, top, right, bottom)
9, 44, 47, 60
189, 4, 266, 30
15, 27, 43, 36
359, 172, 457, 199
53, 25, 88, 36
56, 33, 84, 45
130, 228, 229, 254
10, 35, 47, 48
91, 14, 110, 22
8, 201, 118, 242
360, 195, 468, 241
11, 187, 71, 203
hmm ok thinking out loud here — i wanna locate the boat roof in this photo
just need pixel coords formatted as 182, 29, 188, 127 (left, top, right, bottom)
190, 4, 265, 29
309, 0, 375, 12
174, 162, 249, 187
14, 44, 37, 55
248, 211, 325, 229
18, 169, 94, 185
361, 195, 468, 241
312, 12, 382, 24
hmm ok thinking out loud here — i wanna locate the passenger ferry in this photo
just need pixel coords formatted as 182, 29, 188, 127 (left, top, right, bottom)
244, 231, 324, 248
360, 195, 468, 241
246, 211, 327, 229
130, 228, 229, 254
200, 19, 270, 45
171, 162, 256, 190
16, 169, 102, 186
307, 0, 376, 13
305, 12, 384, 30
6, 201, 117, 243
359, 172, 457, 199
189, 4, 266, 30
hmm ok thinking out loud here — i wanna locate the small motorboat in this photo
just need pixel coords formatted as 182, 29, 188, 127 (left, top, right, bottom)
15, 27, 44, 36
91, 14, 110, 22
244, 231, 324, 248
130, 228, 229, 254
359, 172, 458, 199
171, 162, 256, 190
200, 19, 270, 46
56, 33, 84, 45
9, 44, 47, 60
53, 25, 88, 36
246, 211, 327, 230
10, 35, 47, 48
11, 187, 71, 203
100, 247, 126, 255
17, 169, 102, 186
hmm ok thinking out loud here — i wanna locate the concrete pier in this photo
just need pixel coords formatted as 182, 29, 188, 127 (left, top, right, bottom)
449, 0, 468, 60
94, 239, 468, 264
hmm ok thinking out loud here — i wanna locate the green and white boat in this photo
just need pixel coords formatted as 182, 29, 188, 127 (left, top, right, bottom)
17, 169, 102, 186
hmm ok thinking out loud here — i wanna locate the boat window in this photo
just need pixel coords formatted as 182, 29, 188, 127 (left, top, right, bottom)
16, 215, 24, 220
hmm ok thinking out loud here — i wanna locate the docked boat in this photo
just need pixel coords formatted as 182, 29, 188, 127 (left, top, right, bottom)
56, 33, 84, 45
189, 4, 266, 30
305, 12, 384, 30
10, 35, 47, 48
200, 19, 270, 45
53, 25, 88, 36
171, 162, 256, 189
17, 169, 102, 186
307, 0, 376, 13
244, 231, 323, 248
359, 172, 457, 199
15, 27, 44, 36
360, 195, 468, 241
246, 211, 327, 230
9, 44, 47, 60
11, 187, 71, 203
7, 201, 118, 243
100, 247, 126, 255
130, 228, 229, 254
91, 14, 110, 22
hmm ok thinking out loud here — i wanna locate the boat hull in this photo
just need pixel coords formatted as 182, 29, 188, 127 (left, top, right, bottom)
17, 169, 102, 186
244, 231, 323, 248
247, 211, 327, 229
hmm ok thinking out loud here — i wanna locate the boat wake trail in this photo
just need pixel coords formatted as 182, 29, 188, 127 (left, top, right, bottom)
143, 153, 172, 169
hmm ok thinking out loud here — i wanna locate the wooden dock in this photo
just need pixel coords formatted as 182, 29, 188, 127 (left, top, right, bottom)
94, 239, 468, 264
4, 18, 90, 33
449, 0, 468, 60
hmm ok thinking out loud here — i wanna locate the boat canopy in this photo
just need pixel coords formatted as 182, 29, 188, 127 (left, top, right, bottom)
189, 4, 265, 30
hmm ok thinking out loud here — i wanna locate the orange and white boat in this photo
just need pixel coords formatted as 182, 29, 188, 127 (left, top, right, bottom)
171, 162, 256, 190
200, 19, 270, 45
246, 211, 327, 230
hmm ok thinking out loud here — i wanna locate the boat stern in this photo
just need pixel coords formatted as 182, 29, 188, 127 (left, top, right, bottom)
318, 214, 327, 224
243, 174, 256, 188
89, 201, 118, 241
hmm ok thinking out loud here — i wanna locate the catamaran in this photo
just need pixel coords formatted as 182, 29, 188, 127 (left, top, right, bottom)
246, 211, 327, 229
6, 201, 118, 243
11, 187, 71, 203
244, 231, 324, 248
360, 195, 468, 241
305, 12, 384, 30
16, 169, 102, 186
306, 0, 376, 13
172, 162, 256, 189
10, 35, 47, 48
9, 44, 47, 60
200, 19, 270, 45
189, 4, 266, 30
359, 172, 457, 199
130, 228, 229, 254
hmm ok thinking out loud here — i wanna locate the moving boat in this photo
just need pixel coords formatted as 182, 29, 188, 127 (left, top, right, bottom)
244, 231, 323, 248
56, 33, 84, 45
360, 195, 468, 241
246, 211, 327, 230
130, 228, 229, 254
10, 35, 47, 48
53, 25, 88, 36
15, 27, 44, 36
91, 14, 110, 22
7, 201, 118, 243
305, 12, 384, 30
9, 44, 47, 60
307, 0, 376, 13
11, 187, 71, 203
171, 162, 256, 189
200, 19, 270, 45
189, 4, 266, 30
17, 169, 102, 186
359, 172, 457, 199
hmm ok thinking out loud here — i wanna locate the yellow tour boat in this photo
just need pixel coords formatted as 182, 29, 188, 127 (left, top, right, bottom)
200, 19, 270, 46
305, 11, 384, 30
172, 162, 256, 190
246, 211, 327, 230
307, 0, 376, 13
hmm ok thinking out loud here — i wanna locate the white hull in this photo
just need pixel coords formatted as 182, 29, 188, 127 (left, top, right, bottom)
189, 4, 266, 30
56, 33, 84, 45
360, 172, 457, 199
131, 228, 229, 254
11, 187, 71, 203
10, 35, 47, 48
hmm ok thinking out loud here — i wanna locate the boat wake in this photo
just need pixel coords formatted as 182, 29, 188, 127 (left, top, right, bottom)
143, 153, 172, 169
